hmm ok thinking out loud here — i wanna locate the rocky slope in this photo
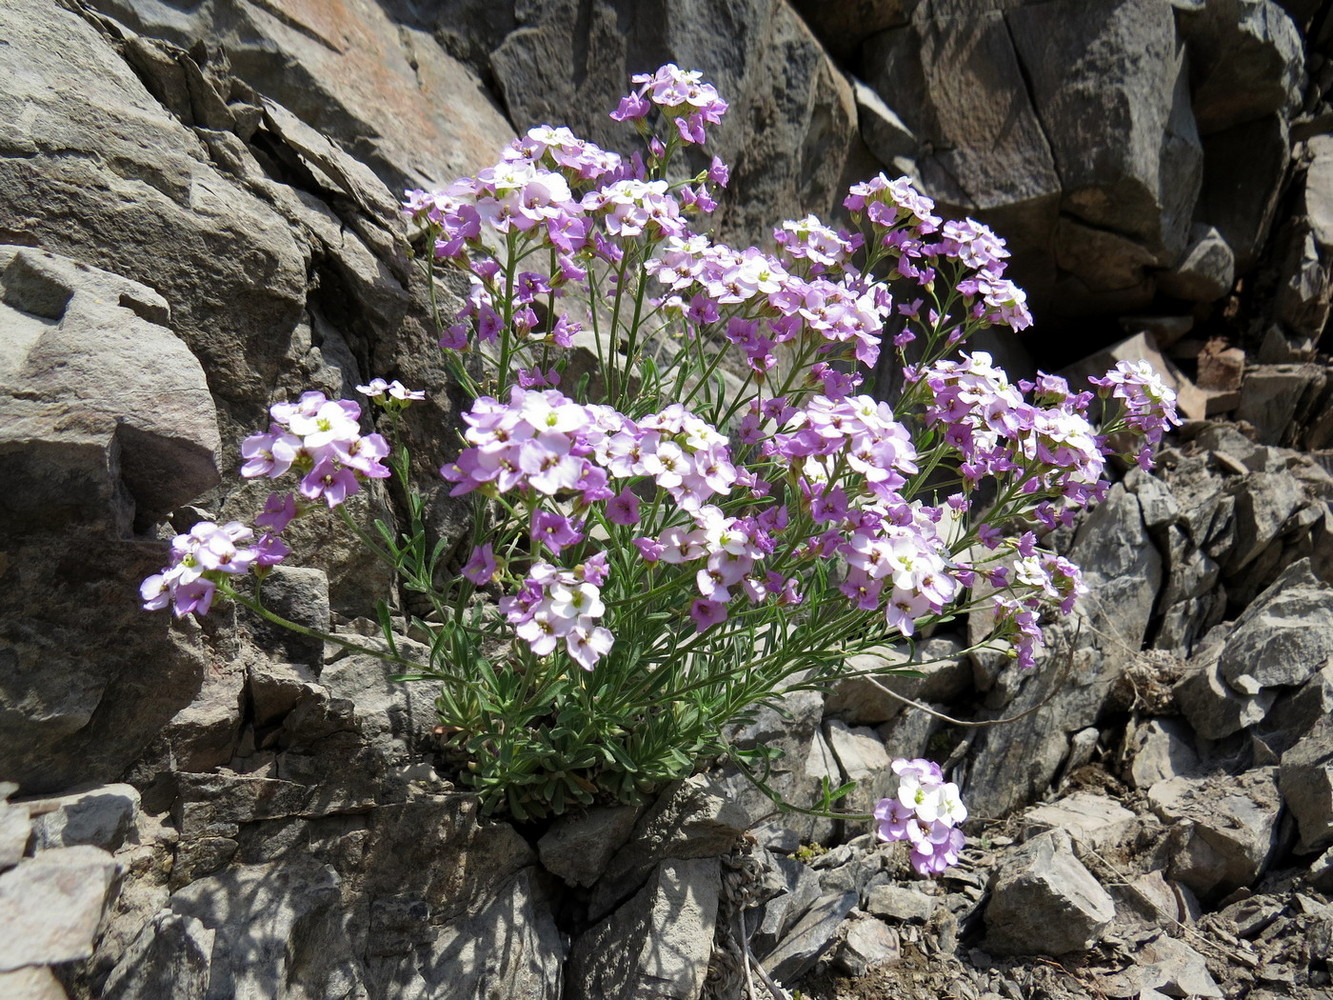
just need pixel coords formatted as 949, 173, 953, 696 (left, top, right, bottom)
1, 1, 1332, 998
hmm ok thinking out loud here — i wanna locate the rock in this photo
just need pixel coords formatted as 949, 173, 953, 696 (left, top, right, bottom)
1124, 466, 1182, 530
761, 889, 858, 983
1257, 662, 1333, 755
489, 0, 862, 251
0, 845, 121, 969
101, 912, 214, 1000
1199, 115, 1289, 272
865, 883, 937, 923
1176, 623, 1276, 740
1196, 338, 1247, 392
589, 774, 750, 919
1022, 792, 1138, 852
1008, 0, 1201, 262
567, 858, 719, 1000
1276, 227, 1333, 339
824, 720, 893, 822
826, 636, 969, 724
317, 641, 434, 760
370, 868, 564, 1000
1128, 718, 1202, 789
1218, 558, 1333, 690
853, 76, 919, 173
0, 245, 220, 531
1125, 934, 1224, 998
537, 804, 641, 888
789, 0, 912, 61
984, 829, 1116, 956
26, 784, 140, 853
248, 565, 330, 667
1176, 0, 1304, 135
965, 485, 1161, 819
833, 911, 900, 977
168, 857, 363, 999
1219, 470, 1308, 575
1148, 768, 1282, 899
712, 690, 836, 848
0, 967, 67, 1000
1158, 224, 1236, 302
1279, 715, 1333, 854
862, 8, 1062, 275
749, 855, 823, 959
89, 0, 513, 192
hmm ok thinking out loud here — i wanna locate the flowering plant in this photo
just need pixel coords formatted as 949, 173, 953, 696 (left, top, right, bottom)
141, 66, 1178, 868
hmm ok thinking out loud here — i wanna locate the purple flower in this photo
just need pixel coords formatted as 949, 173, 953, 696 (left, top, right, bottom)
531, 511, 584, 555
255, 492, 298, 533
689, 598, 728, 632
463, 543, 498, 585
300, 459, 360, 508
606, 487, 641, 525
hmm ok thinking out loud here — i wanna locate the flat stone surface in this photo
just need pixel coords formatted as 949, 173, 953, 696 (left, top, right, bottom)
762, 890, 859, 983
1022, 792, 1138, 851
0, 845, 120, 970
26, 783, 140, 853
538, 805, 641, 888
1279, 715, 1333, 854
1218, 559, 1333, 691
864, 883, 937, 923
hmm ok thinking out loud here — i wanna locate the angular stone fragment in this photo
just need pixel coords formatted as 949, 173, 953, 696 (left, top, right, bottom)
537, 805, 641, 888
762, 889, 858, 983
984, 829, 1115, 956
1196, 338, 1246, 391
864, 883, 936, 923
567, 858, 719, 1000
824, 719, 893, 821
26, 784, 140, 853
1159, 224, 1236, 302
1218, 559, 1333, 690
834, 911, 900, 976
1128, 718, 1202, 789
1149, 769, 1281, 898
0, 789, 29, 872
0, 845, 120, 970
1175, 624, 1275, 740
1022, 792, 1138, 852
1279, 715, 1333, 854
1199, 115, 1289, 272
827, 636, 969, 724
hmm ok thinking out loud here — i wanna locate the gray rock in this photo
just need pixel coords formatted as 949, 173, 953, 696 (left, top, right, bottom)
864, 883, 937, 923
1279, 715, 1333, 854
249, 566, 330, 668
1176, 0, 1304, 135
1221, 471, 1308, 574
489, 0, 862, 251
827, 636, 969, 724
0, 845, 121, 970
1148, 768, 1282, 899
984, 829, 1115, 956
1199, 115, 1290, 272
824, 720, 893, 823
102, 911, 214, 1000
1123, 934, 1224, 998
965, 485, 1161, 819
862, 10, 1061, 224
567, 858, 719, 1000
853, 76, 919, 173
1021, 792, 1138, 852
26, 784, 140, 853
789, 0, 913, 61
1124, 467, 1182, 530
589, 774, 749, 920
1218, 559, 1333, 691
168, 857, 363, 1000
537, 804, 641, 888
1008, 0, 1201, 262
1175, 624, 1276, 740
1257, 662, 1333, 755
1128, 718, 1202, 789
833, 911, 900, 977
370, 868, 563, 1000
1158, 224, 1236, 302
761, 889, 858, 983
749, 855, 822, 959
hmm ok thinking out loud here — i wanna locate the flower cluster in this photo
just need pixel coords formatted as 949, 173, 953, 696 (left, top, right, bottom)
612, 63, 729, 145
140, 521, 288, 617
240, 391, 391, 507
874, 758, 967, 876
1089, 359, 1183, 469
500, 555, 614, 670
